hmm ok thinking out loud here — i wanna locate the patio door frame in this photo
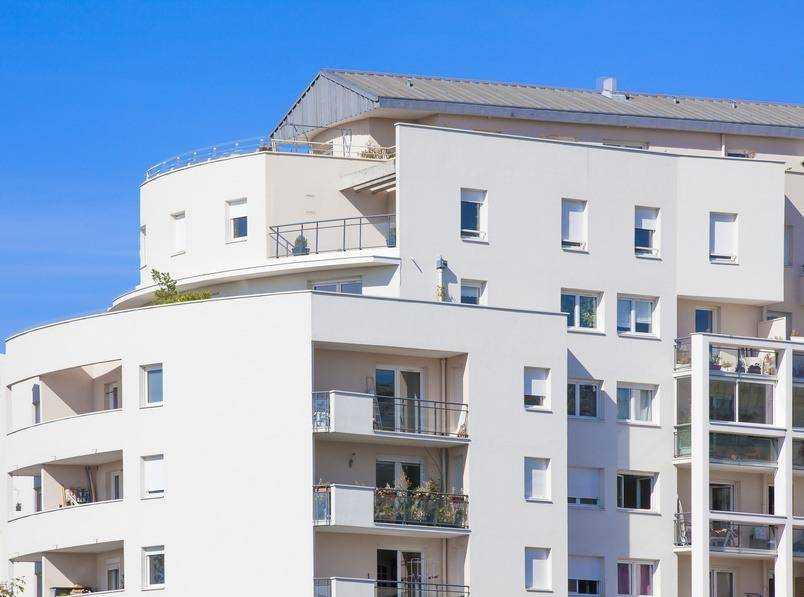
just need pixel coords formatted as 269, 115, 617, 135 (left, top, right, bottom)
375, 366, 426, 433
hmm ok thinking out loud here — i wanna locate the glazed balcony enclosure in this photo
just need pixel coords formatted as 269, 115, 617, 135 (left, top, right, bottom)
674, 426, 779, 468
7, 360, 122, 432
674, 513, 778, 554
312, 347, 468, 447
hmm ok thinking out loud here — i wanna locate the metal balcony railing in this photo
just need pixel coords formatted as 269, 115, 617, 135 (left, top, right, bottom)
269, 214, 396, 258
376, 582, 470, 596
374, 488, 469, 529
373, 396, 468, 438
144, 137, 395, 180
674, 514, 778, 551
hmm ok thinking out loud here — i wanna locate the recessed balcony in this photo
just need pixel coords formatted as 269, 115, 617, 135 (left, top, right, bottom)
674, 514, 778, 555
314, 577, 469, 597
313, 484, 469, 538
313, 391, 469, 447
673, 337, 779, 378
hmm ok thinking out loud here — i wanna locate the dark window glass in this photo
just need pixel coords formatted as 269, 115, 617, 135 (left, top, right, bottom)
232, 216, 248, 238
579, 384, 597, 417
635, 228, 653, 250
561, 294, 576, 327
567, 384, 576, 416
709, 380, 736, 422
460, 201, 479, 234
695, 309, 714, 333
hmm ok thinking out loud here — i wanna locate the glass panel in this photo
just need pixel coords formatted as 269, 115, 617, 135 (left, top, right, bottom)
579, 385, 597, 417
635, 228, 653, 249
709, 380, 736, 422
639, 564, 653, 595
561, 294, 576, 327
579, 296, 597, 329
376, 462, 396, 488
710, 484, 733, 511
339, 281, 362, 294
460, 201, 480, 233
461, 285, 480, 305
637, 390, 653, 422
400, 372, 422, 433
635, 300, 652, 333
622, 475, 638, 509
638, 476, 652, 509
567, 384, 576, 416
676, 378, 692, 424
374, 369, 396, 431
738, 382, 770, 424
710, 433, 777, 464
232, 216, 248, 238
695, 309, 714, 333
794, 354, 804, 379
794, 439, 804, 468
313, 283, 337, 292
400, 463, 421, 489
617, 299, 632, 333
617, 388, 631, 420
794, 386, 804, 428
147, 368, 163, 404
711, 571, 733, 597
617, 563, 630, 594
148, 554, 165, 585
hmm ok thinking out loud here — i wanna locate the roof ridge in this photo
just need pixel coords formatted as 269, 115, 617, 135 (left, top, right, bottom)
321, 68, 804, 110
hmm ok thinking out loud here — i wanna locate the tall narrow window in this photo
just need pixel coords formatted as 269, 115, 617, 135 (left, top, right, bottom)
110, 470, 123, 500
694, 308, 716, 333
171, 211, 186, 254
139, 225, 148, 267
634, 207, 659, 256
33, 474, 42, 512
142, 364, 163, 406
105, 382, 121, 410
569, 556, 602, 595
568, 467, 601, 507
709, 212, 738, 262
32, 383, 41, 424
618, 561, 655, 596
562, 199, 587, 250
142, 455, 165, 498
227, 199, 248, 240
524, 457, 550, 501
142, 546, 165, 587
525, 548, 551, 591
524, 367, 550, 409
460, 188, 487, 239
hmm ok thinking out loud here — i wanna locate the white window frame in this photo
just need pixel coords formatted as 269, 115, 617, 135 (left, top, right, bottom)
109, 470, 123, 501
312, 278, 363, 294
617, 560, 657, 597
141, 454, 165, 499
617, 471, 657, 512
460, 279, 486, 305
561, 291, 602, 332
617, 296, 657, 337
142, 545, 165, 588
709, 212, 738, 263
460, 188, 487, 241
524, 457, 551, 502
524, 367, 550, 411
561, 198, 588, 251
634, 206, 660, 258
226, 198, 248, 242
140, 364, 164, 407
139, 225, 148, 269
568, 467, 602, 508
616, 384, 657, 425
524, 547, 551, 591
567, 380, 600, 420
694, 307, 718, 333
170, 211, 186, 255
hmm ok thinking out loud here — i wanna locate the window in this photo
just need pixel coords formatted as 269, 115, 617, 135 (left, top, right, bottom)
568, 382, 599, 419
561, 292, 599, 330
709, 379, 773, 425
562, 198, 588, 250
726, 149, 754, 159
569, 556, 602, 596
32, 383, 41, 424
142, 364, 163, 406
524, 367, 549, 409
617, 386, 656, 423
710, 570, 733, 597
139, 225, 147, 267
617, 561, 655, 596
793, 385, 804, 428
710, 483, 734, 511
676, 377, 692, 425
33, 474, 42, 512
171, 211, 186, 254
785, 225, 793, 266
524, 547, 551, 591
105, 559, 122, 591
617, 473, 654, 510
142, 546, 165, 588
226, 199, 248, 240
694, 308, 717, 333
568, 467, 601, 507
313, 279, 362, 294
634, 207, 659, 256
460, 188, 487, 239
524, 457, 550, 501
109, 470, 123, 500
709, 212, 738, 262
460, 280, 485, 305
603, 140, 649, 150
105, 382, 121, 410
142, 454, 165, 498
617, 297, 656, 335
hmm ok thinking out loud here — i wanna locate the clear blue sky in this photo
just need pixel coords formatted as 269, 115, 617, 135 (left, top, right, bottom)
1, 1, 802, 349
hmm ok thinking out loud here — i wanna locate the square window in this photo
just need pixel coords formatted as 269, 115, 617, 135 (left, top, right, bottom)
142, 546, 165, 587
562, 292, 601, 331
460, 188, 487, 239
142, 454, 165, 498
617, 386, 656, 423
226, 199, 248, 241
460, 280, 485, 305
524, 457, 550, 501
617, 297, 656, 335
568, 382, 599, 419
709, 212, 738, 262
142, 364, 163, 406
525, 547, 551, 591
562, 198, 587, 250
634, 207, 659, 257
568, 467, 601, 507
617, 473, 655, 510
524, 367, 550, 409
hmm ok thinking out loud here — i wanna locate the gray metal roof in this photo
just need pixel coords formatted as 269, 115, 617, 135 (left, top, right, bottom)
272, 69, 804, 140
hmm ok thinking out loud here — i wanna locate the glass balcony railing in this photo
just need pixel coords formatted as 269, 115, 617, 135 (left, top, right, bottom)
313, 485, 331, 524
674, 514, 778, 552
674, 425, 691, 458
794, 529, 804, 557
374, 487, 469, 529
675, 337, 691, 370
710, 345, 777, 376
710, 433, 778, 466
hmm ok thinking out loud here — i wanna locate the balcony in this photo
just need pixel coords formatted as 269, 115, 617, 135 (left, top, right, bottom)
674, 514, 778, 554
673, 427, 778, 468
709, 345, 777, 377
312, 391, 469, 447
314, 578, 470, 597
144, 136, 395, 180
313, 484, 469, 538
269, 214, 396, 258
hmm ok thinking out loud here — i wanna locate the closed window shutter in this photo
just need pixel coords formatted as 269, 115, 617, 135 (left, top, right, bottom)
563, 200, 586, 242
144, 457, 165, 494
635, 207, 657, 231
568, 467, 599, 500
525, 458, 549, 499
228, 200, 247, 219
525, 548, 550, 589
710, 213, 736, 256
569, 556, 602, 582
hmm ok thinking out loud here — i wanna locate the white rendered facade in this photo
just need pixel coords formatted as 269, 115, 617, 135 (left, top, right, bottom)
2, 71, 804, 597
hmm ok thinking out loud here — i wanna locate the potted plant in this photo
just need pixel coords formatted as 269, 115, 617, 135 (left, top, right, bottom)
710, 354, 722, 371
292, 235, 310, 256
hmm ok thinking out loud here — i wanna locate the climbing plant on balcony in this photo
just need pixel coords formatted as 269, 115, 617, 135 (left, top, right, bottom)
151, 269, 211, 304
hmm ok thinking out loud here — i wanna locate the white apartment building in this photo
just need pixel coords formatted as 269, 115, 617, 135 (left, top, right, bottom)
2, 69, 804, 597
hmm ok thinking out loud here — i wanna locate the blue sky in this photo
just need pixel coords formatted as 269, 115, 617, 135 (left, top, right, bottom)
1, 0, 802, 348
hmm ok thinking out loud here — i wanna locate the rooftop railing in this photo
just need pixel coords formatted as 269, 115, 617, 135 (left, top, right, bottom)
674, 513, 778, 552
374, 487, 469, 529
144, 137, 395, 180
269, 214, 396, 258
